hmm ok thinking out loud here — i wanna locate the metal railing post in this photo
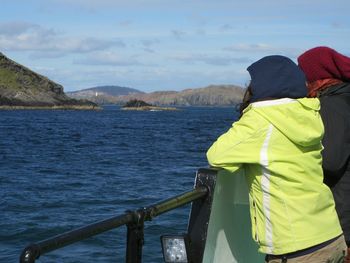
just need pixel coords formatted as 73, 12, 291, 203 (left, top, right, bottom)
125, 210, 145, 263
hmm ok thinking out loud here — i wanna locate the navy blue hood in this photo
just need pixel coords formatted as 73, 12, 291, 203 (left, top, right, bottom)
247, 55, 307, 102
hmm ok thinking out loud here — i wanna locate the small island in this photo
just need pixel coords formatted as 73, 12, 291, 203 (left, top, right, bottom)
121, 99, 178, 111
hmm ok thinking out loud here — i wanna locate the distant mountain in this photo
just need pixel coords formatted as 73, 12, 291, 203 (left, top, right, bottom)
0, 52, 99, 110
68, 85, 245, 106
67, 86, 144, 105
68, 85, 144, 97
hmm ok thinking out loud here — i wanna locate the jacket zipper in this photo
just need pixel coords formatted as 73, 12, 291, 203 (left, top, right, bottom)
253, 199, 259, 243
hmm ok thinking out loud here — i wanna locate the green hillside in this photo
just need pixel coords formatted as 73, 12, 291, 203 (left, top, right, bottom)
0, 52, 99, 110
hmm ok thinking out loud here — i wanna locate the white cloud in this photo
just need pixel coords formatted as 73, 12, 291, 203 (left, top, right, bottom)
219, 24, 234, 32
0, 21, 45, 36
140, 39, 160, 48
0, 22, 57, 51
0, 22, 125, 55
139, 39, 160, 53
42, 0, 349, 15
171, 30, 187, 40
223, 43, 275, 52
73, 51, 141, 66
223, 43, 304, 60
171, 53, 251, 66
60, 37, 125, 53
118, 20, 133, 27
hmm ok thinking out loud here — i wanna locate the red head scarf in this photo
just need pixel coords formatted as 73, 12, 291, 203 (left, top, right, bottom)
298, 46, 350, 97
298, 46, 350, 82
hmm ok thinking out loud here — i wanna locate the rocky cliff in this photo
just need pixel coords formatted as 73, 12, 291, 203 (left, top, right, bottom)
0, 52, 99, 109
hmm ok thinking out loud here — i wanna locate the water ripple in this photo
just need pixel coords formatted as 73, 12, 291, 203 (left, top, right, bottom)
0, 106, 236, 262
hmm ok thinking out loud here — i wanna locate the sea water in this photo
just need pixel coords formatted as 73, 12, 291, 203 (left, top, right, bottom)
0, 106, 237, 263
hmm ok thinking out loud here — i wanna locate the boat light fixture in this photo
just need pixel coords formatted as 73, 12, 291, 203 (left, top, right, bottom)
160, 235, 189, 263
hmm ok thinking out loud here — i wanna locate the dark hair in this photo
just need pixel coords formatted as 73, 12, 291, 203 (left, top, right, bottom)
238, 84, 252, 117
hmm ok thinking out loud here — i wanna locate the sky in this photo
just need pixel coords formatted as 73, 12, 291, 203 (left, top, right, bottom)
0, 0, 349, 92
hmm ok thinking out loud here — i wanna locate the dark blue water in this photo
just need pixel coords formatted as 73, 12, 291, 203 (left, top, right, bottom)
0, 106, 237, 263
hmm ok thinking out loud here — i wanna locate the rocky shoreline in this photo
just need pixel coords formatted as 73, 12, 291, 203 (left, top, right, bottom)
121, 106, 178, 111
0, 105, 101, 110
121, 99, 178, 111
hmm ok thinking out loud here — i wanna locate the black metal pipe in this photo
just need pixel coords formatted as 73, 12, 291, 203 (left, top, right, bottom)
19, 186, 208, 263
144, 186, 208, 219
20, 213, 133, 263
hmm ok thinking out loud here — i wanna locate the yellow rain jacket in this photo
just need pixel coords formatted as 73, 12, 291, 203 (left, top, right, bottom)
207, 98, 342, 255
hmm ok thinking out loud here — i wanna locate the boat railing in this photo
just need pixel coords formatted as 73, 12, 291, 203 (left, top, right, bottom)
19, 168, 218, 263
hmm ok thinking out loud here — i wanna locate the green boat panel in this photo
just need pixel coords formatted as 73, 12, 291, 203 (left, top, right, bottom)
202, 169, 264, 263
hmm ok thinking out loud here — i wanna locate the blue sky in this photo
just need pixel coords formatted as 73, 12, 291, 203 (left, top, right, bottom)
1, 0, 349, 92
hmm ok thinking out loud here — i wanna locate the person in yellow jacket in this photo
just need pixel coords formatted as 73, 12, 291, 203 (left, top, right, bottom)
207, 55, 347, 262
